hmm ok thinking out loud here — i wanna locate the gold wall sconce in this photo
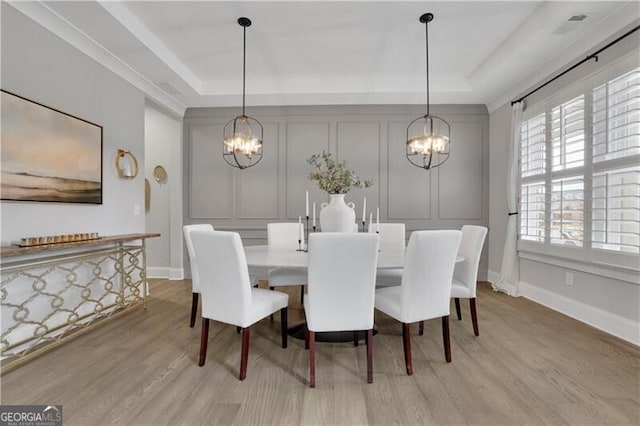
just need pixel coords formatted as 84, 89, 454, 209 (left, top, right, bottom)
153, 165, 167, 183
116, 149, 139, 179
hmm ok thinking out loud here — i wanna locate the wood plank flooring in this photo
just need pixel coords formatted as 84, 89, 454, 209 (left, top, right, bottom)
1, 279, 638, 425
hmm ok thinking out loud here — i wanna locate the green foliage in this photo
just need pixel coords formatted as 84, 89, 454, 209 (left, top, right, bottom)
307, 151, 373, 194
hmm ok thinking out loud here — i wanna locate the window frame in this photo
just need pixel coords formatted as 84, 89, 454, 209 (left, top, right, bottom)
517, 51, 640, 283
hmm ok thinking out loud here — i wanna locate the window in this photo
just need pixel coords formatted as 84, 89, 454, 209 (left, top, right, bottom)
518, 61, 640, 272
592, 69, 640, 163
520, 182, 545, 242
552, 95, 584, 171
520, 113, 546, 177
592, 167, 640, 253
550, 176, 583, 247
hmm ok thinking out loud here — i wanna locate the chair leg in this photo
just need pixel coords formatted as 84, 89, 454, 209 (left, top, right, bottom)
455, 298, 462, 320
239, 327, 251, 380
470, 298, 479, 336
300, 285, 305, 305
442, 316, 451, 363
309, 331, 316, 388
190, 293, 198, 328
353, 331, 359, 347
198, 318, 210, 366
418, 321, 424, 336
269, 287, 275, 321
281, 307, 288, 349
305, 327, 310, 350
366, 329, 373, 383
402, 323, 413, 375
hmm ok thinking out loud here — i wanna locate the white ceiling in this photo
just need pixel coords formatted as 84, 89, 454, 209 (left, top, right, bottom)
9, 1, 639, 115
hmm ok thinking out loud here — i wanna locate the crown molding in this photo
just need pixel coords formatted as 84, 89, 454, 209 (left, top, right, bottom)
7, 1, 186, 117
485, 3, 639, 113
98, 1, 202, 94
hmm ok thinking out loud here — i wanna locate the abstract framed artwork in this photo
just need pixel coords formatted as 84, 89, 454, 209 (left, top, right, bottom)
1, 89, 103, 204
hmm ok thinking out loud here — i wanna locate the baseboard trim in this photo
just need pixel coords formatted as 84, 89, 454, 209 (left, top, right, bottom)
147, 267, 184, 280
147, 267, 169, 279
519, 281, 640, 346
169, 268, 184, 280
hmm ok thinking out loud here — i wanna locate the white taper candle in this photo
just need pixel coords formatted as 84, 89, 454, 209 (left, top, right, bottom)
312, 203, 316, 227
305, 191, 309, 217
362, 197, 366, 222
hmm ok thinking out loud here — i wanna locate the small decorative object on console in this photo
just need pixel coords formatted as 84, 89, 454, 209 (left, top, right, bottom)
16, 232, 101, 247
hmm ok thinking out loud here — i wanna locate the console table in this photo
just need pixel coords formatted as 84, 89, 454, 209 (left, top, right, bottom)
0, 233, 159, 371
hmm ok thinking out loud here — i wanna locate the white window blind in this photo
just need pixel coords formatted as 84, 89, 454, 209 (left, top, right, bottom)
592, 68, 640, 163
552, 95, 584, 171
520, 182, 545, 242
551, 176, 584, 247
592, 167, 640, 254
520, 113, 546, 178
518, 58, 640, 273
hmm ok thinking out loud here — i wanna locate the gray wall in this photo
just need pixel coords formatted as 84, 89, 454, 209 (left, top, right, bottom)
1, 4, 145, 243
144, 103, 183, 278
488, 26, 640, 341
183, 104, 489, 278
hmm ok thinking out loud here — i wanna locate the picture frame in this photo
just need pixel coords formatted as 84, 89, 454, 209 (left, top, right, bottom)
1, 89, 103, 204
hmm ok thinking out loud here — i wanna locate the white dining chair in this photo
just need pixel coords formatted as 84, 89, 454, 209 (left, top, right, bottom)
267, 222, 307, 304
451, 225, 487, 336
375, 230, 461, 375
304, 232, 379, 387
368, 223, 406, 287
183, 224, 214, 328
190, 229, 289, 380
184, 224, 259, 328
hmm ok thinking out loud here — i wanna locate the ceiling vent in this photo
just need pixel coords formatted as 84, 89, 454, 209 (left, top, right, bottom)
568, 14, 588, 22
554, 13, 590, 35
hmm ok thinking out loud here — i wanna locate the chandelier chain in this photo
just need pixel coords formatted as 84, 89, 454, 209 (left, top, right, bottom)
242, 25, 247, 117
425, 18, 430, 116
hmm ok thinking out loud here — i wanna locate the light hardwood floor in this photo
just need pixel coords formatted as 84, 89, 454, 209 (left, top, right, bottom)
1, 279, 638, 425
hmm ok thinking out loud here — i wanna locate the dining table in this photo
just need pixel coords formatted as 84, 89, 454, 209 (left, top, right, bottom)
244, 244, 415, 270
244, 244, 465, 343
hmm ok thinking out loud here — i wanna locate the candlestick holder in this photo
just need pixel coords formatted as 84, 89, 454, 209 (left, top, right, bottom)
304, 216, 310, 252
361, 220, 366, 233
297, 239, 303, 252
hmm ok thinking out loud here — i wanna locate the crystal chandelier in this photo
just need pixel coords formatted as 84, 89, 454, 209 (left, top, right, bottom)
223, 17, 263, 169
406, 13, 450, 170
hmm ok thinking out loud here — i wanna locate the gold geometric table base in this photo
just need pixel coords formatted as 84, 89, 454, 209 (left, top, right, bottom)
1, 241, 149, 373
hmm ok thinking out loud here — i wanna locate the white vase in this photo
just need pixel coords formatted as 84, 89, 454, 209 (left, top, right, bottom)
319, 194, 356, 232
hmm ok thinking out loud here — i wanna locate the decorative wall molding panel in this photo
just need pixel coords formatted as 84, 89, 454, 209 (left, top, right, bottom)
183, 104, 490, 276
